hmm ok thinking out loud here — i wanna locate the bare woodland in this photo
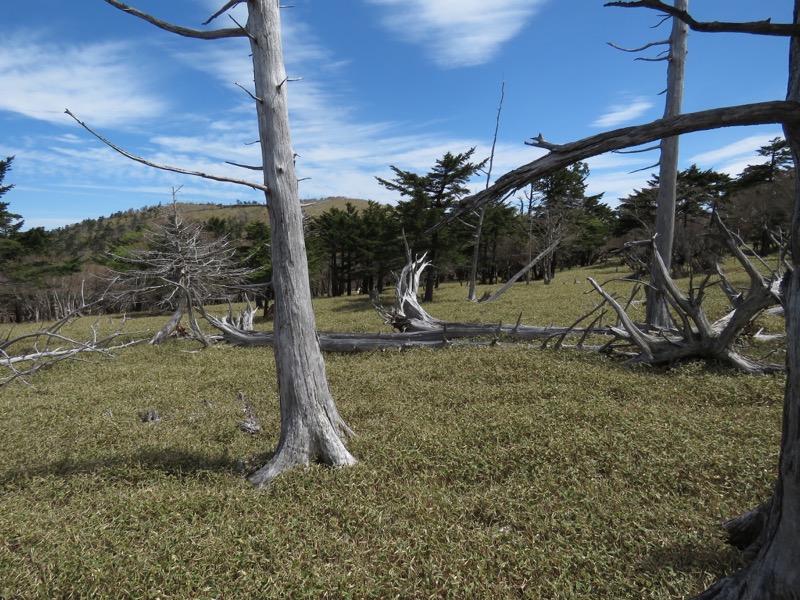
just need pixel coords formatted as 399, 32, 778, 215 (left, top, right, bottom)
1, 0, 793, 597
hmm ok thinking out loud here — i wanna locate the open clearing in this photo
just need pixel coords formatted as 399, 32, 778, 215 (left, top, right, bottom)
0, 262, 785, 598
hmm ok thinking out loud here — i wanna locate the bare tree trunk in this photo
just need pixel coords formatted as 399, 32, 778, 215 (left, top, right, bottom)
468, 81, 505, 302
246, 0, 355, 487
150, 294, 187, 345
646, 0, 688, 329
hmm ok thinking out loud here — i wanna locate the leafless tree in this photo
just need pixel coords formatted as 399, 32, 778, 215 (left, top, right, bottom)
468, 81, 505, 302
92, 0, 356, 485
109, 198, 253, 346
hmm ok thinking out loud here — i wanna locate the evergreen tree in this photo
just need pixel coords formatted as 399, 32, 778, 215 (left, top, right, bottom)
377, 149, 486, 301
735, 136, 793, 189
0, 157, 24, 261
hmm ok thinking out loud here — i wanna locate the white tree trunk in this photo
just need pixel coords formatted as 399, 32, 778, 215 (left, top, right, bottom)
647, 0, 688, 329
246, 0, 355, 486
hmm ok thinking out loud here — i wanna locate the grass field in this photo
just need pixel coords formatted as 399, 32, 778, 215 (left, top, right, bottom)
0, 262, 786, 598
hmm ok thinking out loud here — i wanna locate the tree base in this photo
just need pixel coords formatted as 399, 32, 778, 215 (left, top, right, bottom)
248, 443, 356, 487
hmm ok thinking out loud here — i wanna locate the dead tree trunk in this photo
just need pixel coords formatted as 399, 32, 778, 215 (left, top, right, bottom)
149, 293, 187, 345
647, 0, 689, 329
246, 0, 355, 486
468, 81, 505, 302
101, 0, 355, 485
373, 252, 442, 331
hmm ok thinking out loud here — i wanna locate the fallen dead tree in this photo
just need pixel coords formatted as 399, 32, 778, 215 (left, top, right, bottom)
587, 212, 785, 374
204, 220, 784, 369
204, 307, 599, 352
201, 251, 611, 352
0, 308, 145, 388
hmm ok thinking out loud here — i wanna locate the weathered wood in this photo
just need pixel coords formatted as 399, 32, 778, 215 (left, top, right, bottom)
439, 100, 800, 230
245, 0, 355, 487
583, 212, 785, 374
647, 0, 687, 328
478, 239, 560, 303
206, 311, 606, 352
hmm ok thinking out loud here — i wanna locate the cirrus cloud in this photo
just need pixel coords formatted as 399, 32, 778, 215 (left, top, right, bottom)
365, 0, 548, 68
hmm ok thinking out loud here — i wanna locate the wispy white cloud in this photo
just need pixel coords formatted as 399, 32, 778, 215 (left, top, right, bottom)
0, 32, 167, 128
592, 97, 654, 128
365, 0, 548, 67
688, 133, 779, 170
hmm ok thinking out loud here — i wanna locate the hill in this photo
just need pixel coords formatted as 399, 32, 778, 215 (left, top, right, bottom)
43, 196, 373, 264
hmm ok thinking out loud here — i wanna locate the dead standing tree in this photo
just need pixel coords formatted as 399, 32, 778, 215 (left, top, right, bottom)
609, 0, 690, 328
93, 0, 356, 485
110, 198, 253, 347
439, 3, 800, 596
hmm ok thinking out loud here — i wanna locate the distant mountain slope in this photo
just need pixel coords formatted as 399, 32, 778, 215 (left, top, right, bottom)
44, 197, 373, 264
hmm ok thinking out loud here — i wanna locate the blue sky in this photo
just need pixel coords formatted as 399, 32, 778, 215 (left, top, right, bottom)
0, 0, 792, 230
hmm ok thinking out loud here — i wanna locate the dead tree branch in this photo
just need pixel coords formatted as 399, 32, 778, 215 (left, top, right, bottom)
64, 110, 269, 193
478, 238, 561, 303
0, 312, 145, 388
104, 0, 247, 39
605, 1, 800, 37
584, 215, 785, 374
437, 101, 800, 230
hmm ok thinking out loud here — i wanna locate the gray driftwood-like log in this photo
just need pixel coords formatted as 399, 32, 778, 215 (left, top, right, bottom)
587, 213, 784, 374
205, 312, 599, 352
0, 310, 143, 388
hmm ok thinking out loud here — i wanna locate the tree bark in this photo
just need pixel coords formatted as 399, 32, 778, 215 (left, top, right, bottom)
647, 0, 688, 329
245, 0, 355, 487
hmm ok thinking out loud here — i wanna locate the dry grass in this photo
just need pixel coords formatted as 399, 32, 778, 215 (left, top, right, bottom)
0, 262, 785, 598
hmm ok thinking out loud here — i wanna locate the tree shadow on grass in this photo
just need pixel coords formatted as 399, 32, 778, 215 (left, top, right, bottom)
635, 539, 747, 592
0, 447, 275, 488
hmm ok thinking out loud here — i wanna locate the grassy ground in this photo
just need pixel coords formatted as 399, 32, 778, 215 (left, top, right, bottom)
0, 263, 785, 598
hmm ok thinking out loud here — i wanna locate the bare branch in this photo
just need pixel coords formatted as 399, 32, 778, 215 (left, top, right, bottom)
605, 1, 800, 37
226, 161, 264, 171
235, 82, 262, 103
628, 161, 661, 174
438, 100, 800, 230
614, 144, 661, 154
104, 0, 247, 39
203, 0, 246, 25
525, 133, 561, 151
227, 13, 256, 42
65, 110, 269, 193
608, 40, 669, 53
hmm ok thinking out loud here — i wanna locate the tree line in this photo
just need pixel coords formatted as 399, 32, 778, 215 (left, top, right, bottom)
306, 137, 793, 300
0, 136, 792, 321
